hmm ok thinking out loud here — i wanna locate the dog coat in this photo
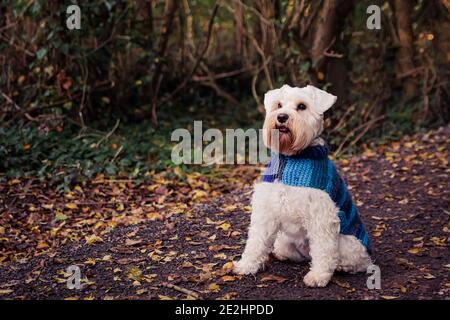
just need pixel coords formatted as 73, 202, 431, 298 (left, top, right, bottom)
262, 145, 372, 254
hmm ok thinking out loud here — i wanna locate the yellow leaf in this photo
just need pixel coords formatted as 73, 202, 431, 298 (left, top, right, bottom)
36, 241, 49, 249
208, 283, 220, 292
136, 289, 148, 295
159, 295, 174, 300
85, 235, 103, 245
65, 203, 78, 210
146, 212, 163, 220
8, 179, 21, 185
407, 247, 422, 254
192, 190, 207, 201
317, 71, 325, 80
217, 222, 231, 231
214, 253, 227, 260
222, 262, 234, 270
221, 275, 236, 282
84, 258, 97, 266
126, 266, 142, 281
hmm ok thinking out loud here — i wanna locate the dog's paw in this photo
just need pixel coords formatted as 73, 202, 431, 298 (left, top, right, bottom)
233, 260, 260, 275
303, 271, 332, 287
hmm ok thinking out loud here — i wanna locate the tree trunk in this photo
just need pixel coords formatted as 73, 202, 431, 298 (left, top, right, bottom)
393, 0, 417, 100
232, 0, 249, 67
151, 0, 178, 126
310, 0, 355, 103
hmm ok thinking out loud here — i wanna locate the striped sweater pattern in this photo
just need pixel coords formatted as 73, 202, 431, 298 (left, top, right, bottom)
263, 145, 371, 253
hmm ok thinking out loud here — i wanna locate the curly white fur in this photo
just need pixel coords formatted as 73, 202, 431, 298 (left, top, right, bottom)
233, 85, 372, 287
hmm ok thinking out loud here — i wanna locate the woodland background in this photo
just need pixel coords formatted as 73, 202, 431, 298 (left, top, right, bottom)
0, 0, 449, 186
0, 1, 449, 300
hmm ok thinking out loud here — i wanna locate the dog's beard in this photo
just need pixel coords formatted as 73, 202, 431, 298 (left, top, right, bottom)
263, 114, 317, 155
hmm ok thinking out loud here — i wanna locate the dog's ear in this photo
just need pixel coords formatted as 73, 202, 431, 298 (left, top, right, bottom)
264, 88, 282, 113
306, 85, 337, 114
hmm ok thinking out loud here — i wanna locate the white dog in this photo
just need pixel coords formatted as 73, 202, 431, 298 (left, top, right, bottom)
233, 84, 372, 287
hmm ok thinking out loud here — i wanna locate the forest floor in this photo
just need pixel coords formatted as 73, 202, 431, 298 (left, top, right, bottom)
0, 127, 449, 300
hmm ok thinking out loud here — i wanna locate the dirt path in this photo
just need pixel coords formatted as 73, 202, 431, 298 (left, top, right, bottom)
0, 127, 449, 300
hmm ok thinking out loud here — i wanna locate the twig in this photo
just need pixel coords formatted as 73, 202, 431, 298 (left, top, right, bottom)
192, 67, 254, 82
241, 28, 273, 89
82, 5, 131, 57
329, 104, 356, 134
163, 2, 220, 102
251, 57, 272, 112
1, 91, 37, 121
334, 115, 385, 157
158, 282, 202, 300
197, 62, 239, 105
299, 0, 322, 38
110, 145, 124, 164
323, 50, 343, 58
228, 0, 274, 27
94, 119, 120, 148
396, 67, 425, 79
78, 60, 89, 133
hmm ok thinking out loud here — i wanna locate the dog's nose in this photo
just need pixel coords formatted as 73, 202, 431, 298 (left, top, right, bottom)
277, 113, 289, 123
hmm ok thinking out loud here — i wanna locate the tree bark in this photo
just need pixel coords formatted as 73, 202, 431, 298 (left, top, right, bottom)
151, 0, 178, 126
393, 0, 417, 100
310, 0, 355, 102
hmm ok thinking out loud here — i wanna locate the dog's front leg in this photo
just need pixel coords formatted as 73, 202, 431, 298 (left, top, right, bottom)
233, 210, 279, 275
303, 196, 340, 287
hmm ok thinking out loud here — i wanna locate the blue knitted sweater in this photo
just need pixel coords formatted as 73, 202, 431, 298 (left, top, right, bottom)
263, 145, 371, 254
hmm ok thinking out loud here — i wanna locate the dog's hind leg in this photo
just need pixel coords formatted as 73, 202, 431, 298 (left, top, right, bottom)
336, 235, 372, 273
302, 191, 340, 287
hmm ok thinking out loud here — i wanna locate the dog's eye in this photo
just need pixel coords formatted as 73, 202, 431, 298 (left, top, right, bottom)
277, 102, 282, 109
297, 103, 307, 111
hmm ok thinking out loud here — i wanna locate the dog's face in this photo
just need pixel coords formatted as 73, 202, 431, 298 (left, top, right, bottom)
262, 85, 337, 155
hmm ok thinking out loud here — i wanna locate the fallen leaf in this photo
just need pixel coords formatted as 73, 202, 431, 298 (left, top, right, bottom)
221, 275, 237, 282
125, 239, 143, 246
260, 274, 287, 283
208, 283, 220, 292
217, 222, 231, 231
0, 289, 13, 295
85, 235, 104, 245
65, 203, 78, 210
